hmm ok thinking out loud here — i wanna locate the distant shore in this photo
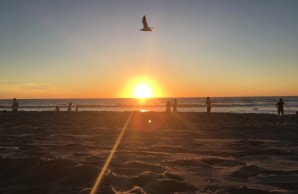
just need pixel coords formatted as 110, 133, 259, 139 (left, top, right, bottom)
0, 112, 298, 193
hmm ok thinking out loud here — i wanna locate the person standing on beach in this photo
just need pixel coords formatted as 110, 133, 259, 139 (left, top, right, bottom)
166, 101, 171, 113
172, 99, 177, 112
67, 102, 72, 111
206, 97, 211, 113
276, 98, 284, 115
12, 98, 19, 112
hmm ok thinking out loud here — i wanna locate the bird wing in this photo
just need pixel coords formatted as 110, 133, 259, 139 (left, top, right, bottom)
142, 16, 149, 28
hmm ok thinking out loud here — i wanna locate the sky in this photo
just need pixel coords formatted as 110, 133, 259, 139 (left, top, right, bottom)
0, 0, 298, 99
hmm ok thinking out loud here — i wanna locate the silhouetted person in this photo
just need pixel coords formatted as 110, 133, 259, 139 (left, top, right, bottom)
276, 98, 284, 115
12, 98, 19, 112
206, 97, 211, 113
166, 101, 171, 113
76, 105, 79, 112
55, 106, 60, 111
67, 102, 72, 111
172, 99, 177, 112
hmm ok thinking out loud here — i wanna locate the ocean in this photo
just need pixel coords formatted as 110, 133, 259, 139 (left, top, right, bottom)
0, 97, 298, 114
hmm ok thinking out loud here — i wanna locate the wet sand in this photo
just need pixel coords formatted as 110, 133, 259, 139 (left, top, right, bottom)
0, 112, 298, 194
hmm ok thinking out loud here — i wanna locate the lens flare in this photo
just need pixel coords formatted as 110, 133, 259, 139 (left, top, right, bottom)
90, 112, 133, 194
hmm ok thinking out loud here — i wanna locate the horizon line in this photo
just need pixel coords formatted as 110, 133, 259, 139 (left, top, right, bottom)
1, 95, 298, 100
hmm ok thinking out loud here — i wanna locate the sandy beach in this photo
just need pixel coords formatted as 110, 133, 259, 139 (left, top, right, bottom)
0, 112, 298, 194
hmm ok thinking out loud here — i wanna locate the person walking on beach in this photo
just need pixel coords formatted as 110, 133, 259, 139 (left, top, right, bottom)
206, 97, 211, 113
12, 98, 19, 112
172, 99, 177, 112
166, 100, 171, 113
276, 98, 284, 115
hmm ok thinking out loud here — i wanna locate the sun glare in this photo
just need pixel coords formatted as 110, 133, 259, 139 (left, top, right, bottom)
133, 83, 153, 98
123, 76, 163, 98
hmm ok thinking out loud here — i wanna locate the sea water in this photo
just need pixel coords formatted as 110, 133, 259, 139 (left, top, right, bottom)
0, 97, 298, 114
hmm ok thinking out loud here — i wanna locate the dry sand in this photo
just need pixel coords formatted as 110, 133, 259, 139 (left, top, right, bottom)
0, 112, 298, 194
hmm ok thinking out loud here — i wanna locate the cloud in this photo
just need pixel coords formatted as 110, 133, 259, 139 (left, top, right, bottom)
0, 81, 64, 98
24, 83, 37, 87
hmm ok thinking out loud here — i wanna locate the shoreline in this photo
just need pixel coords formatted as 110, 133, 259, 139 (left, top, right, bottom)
1, 110, 297, 116
1, 96, 298, 114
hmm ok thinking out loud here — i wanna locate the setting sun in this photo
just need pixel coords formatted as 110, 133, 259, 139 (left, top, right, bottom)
123, 76, 164, 98
133, 83, 153, 98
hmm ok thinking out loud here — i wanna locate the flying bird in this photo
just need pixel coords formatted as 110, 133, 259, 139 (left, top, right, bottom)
140, 15, 153, 32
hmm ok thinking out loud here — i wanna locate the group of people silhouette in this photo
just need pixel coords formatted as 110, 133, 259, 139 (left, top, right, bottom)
8, 97, 286, 115
9, 99, 77, 112
164, 97, 286, 115
166, 99, 177, 113
166, 97, 212, 113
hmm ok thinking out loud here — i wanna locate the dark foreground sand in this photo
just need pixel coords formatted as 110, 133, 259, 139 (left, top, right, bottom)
0, 112, 298, 194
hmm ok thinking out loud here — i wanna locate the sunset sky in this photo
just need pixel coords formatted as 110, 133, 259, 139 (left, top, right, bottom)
0, 0, 298, 99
